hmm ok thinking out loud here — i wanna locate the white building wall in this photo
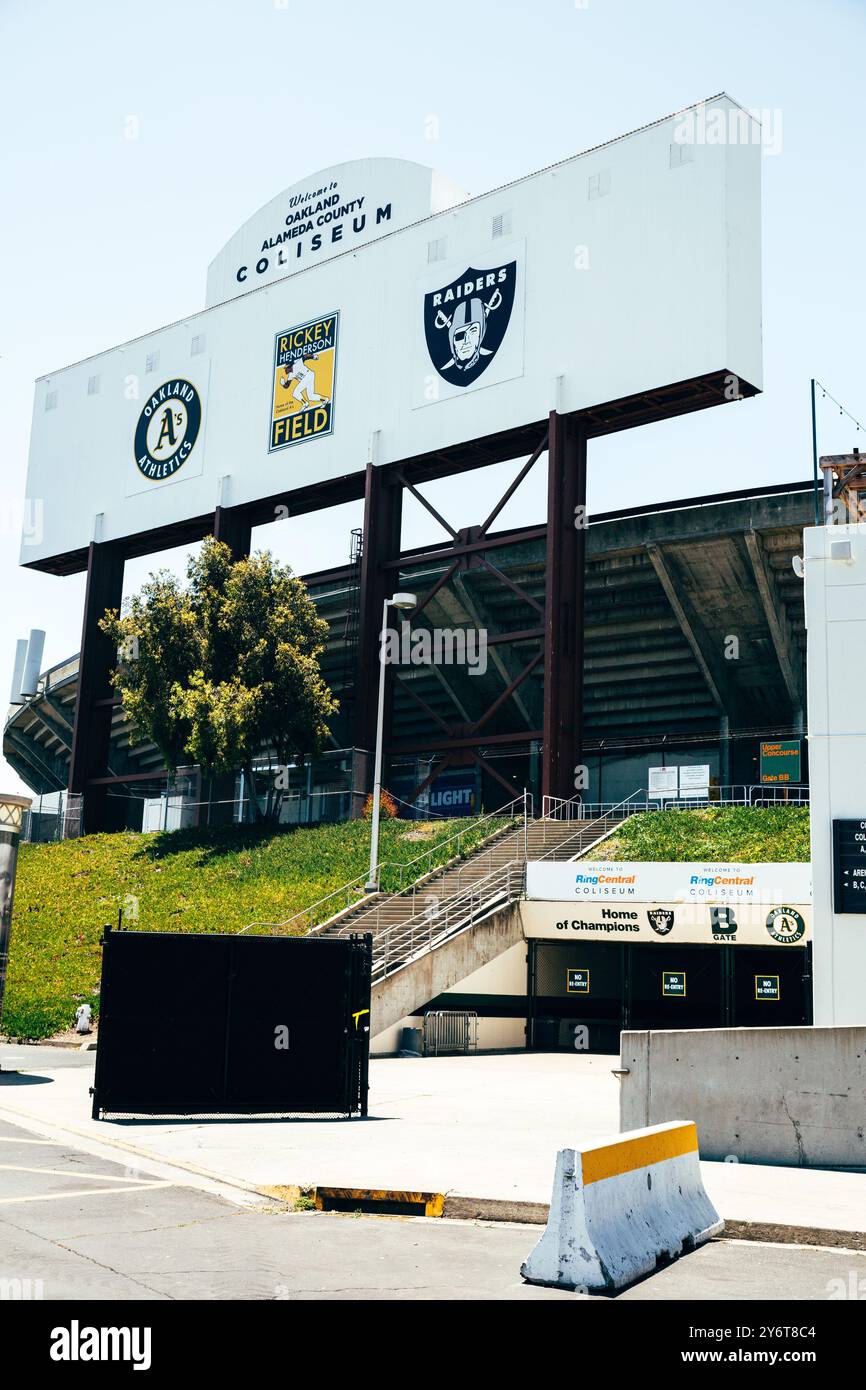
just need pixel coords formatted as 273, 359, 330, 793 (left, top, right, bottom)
804, 523, 866, 1024
371, 941, 527, 1055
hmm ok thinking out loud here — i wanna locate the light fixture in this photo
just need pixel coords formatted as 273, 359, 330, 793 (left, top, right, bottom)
366, 593, 418, 892
0, 795, 31, 834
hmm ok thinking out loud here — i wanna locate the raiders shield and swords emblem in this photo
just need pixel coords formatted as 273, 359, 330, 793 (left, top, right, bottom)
647, 908, 675, 936
424, 261, 517, 387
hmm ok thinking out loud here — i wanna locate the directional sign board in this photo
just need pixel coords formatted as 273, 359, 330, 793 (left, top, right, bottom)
833, 819, 866, 915
760, 740, 801, 784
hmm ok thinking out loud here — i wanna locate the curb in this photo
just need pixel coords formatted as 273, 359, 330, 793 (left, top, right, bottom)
723, 1219, 866, 1252
256, 1185, 866, 1250
2, 1096, 864, 1248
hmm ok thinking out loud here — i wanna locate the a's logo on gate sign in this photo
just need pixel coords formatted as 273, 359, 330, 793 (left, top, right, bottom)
424, 262, 516, 387
647, 908, 675, 936
270, 313, 338, 452
765, 906, 806, 944
134, 380, 202, 481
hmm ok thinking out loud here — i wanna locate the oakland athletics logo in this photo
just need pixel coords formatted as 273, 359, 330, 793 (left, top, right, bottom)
134, 380, 202, 481
424, 261, 517, 387
766, 907, 806, 944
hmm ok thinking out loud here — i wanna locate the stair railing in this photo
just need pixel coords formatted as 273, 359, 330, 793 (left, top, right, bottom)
240, 791, 531, 936
369, 860, 526, 985
533, 790, 646, 862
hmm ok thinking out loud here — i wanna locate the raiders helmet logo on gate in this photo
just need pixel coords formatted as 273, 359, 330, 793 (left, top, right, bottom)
424, 261, 517, 387
646, 908, 675, 935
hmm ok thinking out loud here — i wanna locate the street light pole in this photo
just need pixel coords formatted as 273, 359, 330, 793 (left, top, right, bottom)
0, 794, 32, 1068
366, 593, 417, 892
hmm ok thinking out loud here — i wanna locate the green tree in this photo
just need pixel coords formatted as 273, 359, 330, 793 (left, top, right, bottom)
100, 538, 338, 823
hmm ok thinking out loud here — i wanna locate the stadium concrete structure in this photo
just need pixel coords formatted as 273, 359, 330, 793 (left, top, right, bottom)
6, 479, 813, 826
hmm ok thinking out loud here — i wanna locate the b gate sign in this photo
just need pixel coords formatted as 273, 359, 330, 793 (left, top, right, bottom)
22, 98, 762, 572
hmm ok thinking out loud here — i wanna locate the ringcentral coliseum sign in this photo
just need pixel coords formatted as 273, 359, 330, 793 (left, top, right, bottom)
526, 861, 812, 904
522, 861, 812, 948
22, 98, 762, 572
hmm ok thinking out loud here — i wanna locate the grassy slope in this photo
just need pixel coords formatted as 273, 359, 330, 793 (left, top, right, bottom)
583, 806, 810, 863
5, 815, 508, 1041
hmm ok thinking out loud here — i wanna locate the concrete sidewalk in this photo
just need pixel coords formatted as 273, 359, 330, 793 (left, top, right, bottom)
1, 1048, 864, 1244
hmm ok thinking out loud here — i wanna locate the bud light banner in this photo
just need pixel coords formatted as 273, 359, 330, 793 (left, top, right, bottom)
389, 769, 478, 818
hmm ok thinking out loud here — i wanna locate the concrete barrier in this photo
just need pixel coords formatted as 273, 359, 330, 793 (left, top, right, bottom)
521, 1121, 722, 1293
620, 1027, 866, 1167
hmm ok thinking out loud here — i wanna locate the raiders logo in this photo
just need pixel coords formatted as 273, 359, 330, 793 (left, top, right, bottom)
766, 906, 806, 944
424, 261, 516, 387
710, 905, 738, 936
134, 380, 201, 481
647, 908, 674, 935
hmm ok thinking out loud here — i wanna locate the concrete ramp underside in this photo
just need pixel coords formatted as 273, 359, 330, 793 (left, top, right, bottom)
371, 902, 523, 1036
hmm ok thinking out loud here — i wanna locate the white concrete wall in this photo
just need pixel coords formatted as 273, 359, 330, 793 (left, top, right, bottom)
371, 939, 527, 1054
371, 1015, 525, 1056
804, 524, 866, 1024
619, 1026, 866, 1166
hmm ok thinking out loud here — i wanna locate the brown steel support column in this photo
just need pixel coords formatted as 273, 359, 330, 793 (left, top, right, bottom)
213, 504, 252, 561
68, 541, 126, 834
353, 464, 403, 816
542, 411, 587, 803
209, 506, 253, 825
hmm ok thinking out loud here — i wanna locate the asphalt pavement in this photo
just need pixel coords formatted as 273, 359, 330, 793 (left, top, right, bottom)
1, 1112, 866, 1301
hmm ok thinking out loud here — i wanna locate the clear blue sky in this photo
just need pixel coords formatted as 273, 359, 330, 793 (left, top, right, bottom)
2, 0, 864, 794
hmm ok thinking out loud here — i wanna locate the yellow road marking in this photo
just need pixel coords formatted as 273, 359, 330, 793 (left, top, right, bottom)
581, 1123, 698, 1186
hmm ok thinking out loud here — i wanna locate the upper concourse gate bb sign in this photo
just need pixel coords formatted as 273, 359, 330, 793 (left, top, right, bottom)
22, 98, 762, 573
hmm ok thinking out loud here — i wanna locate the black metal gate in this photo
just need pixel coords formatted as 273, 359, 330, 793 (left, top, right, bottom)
91, 926, 371, 1118
528, 940, 812, 1053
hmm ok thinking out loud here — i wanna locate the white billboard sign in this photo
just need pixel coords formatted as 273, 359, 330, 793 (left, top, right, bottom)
205, 159, 468, 308
22, 96, 762, 570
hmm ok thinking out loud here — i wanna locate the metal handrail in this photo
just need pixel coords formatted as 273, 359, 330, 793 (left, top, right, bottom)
534, 790, 643, 861
240, 791, 531, 935
367, 861, 525, 985
387, 792, 531, 892
543, 784, 810, 819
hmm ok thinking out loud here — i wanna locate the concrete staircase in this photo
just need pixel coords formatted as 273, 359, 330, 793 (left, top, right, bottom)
310, 807, 629, 1000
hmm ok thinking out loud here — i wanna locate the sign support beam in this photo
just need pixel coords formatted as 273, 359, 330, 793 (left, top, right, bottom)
542, 411, 587, 803
68, 541, 126, 833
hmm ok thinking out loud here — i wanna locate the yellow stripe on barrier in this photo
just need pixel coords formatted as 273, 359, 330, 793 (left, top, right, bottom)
581, 1122, 698, 1186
